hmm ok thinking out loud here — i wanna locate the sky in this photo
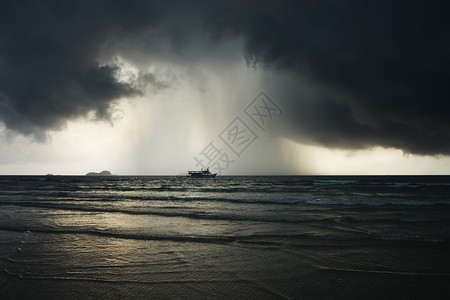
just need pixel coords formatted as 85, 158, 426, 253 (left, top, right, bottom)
1, 0, 450, 175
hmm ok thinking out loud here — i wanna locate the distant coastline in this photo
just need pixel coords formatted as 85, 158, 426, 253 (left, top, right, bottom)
85, 170, 113, 176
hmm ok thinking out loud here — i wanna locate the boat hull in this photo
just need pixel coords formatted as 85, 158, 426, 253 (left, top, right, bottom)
187, 173, 217, 178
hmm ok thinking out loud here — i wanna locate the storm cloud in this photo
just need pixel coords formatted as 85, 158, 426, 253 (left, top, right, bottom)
0, 0, 198, 138
1, 1, 449, 155
207, 1, 450, 155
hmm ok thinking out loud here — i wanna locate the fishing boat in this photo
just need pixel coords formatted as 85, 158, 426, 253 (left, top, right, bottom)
187, 167, 217, 178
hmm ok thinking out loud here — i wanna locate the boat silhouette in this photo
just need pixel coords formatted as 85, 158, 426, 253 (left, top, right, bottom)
187, 167, 217, 178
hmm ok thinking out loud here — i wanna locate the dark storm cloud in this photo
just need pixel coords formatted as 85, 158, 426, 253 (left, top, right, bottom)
207, 1, 450, 155
0, 0, 199, 138
1, 1, 449, 155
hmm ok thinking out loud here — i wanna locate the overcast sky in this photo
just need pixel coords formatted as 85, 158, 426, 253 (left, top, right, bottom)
1, 0, 449, 175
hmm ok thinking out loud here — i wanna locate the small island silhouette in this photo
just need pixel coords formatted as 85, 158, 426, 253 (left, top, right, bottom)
85, 170, 113, 176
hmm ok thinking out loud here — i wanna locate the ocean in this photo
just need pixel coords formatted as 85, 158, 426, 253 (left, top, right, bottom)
0, 175, 449, 299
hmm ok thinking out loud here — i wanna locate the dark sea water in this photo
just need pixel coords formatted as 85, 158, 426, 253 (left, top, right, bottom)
1, 175, 450, 299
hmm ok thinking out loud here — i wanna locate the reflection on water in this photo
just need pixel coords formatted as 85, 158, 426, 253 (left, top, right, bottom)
1, 175, 450, 298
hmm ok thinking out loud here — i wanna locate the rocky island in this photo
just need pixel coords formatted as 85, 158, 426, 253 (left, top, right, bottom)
85, 170, 113, 176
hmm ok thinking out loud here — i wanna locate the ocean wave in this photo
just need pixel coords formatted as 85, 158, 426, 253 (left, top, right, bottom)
0, 192, 303, 206
313, 180, 358, 185
337, 215, 443, 224
0, 201, 309, 223
305, 199, 450, 206
399, 217, 440, 223
140, 195, 301, 205
0, 269, 256, 287
317, 266, 450, 276
422, 182, 450, 187
379, 233, 445, 243
1, 226, 446, 245
368, 181, 450, 188
0, 226, 236, 244
386, 182, 418, 188
0, 227, 327, 245
141, 195, 183, 201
